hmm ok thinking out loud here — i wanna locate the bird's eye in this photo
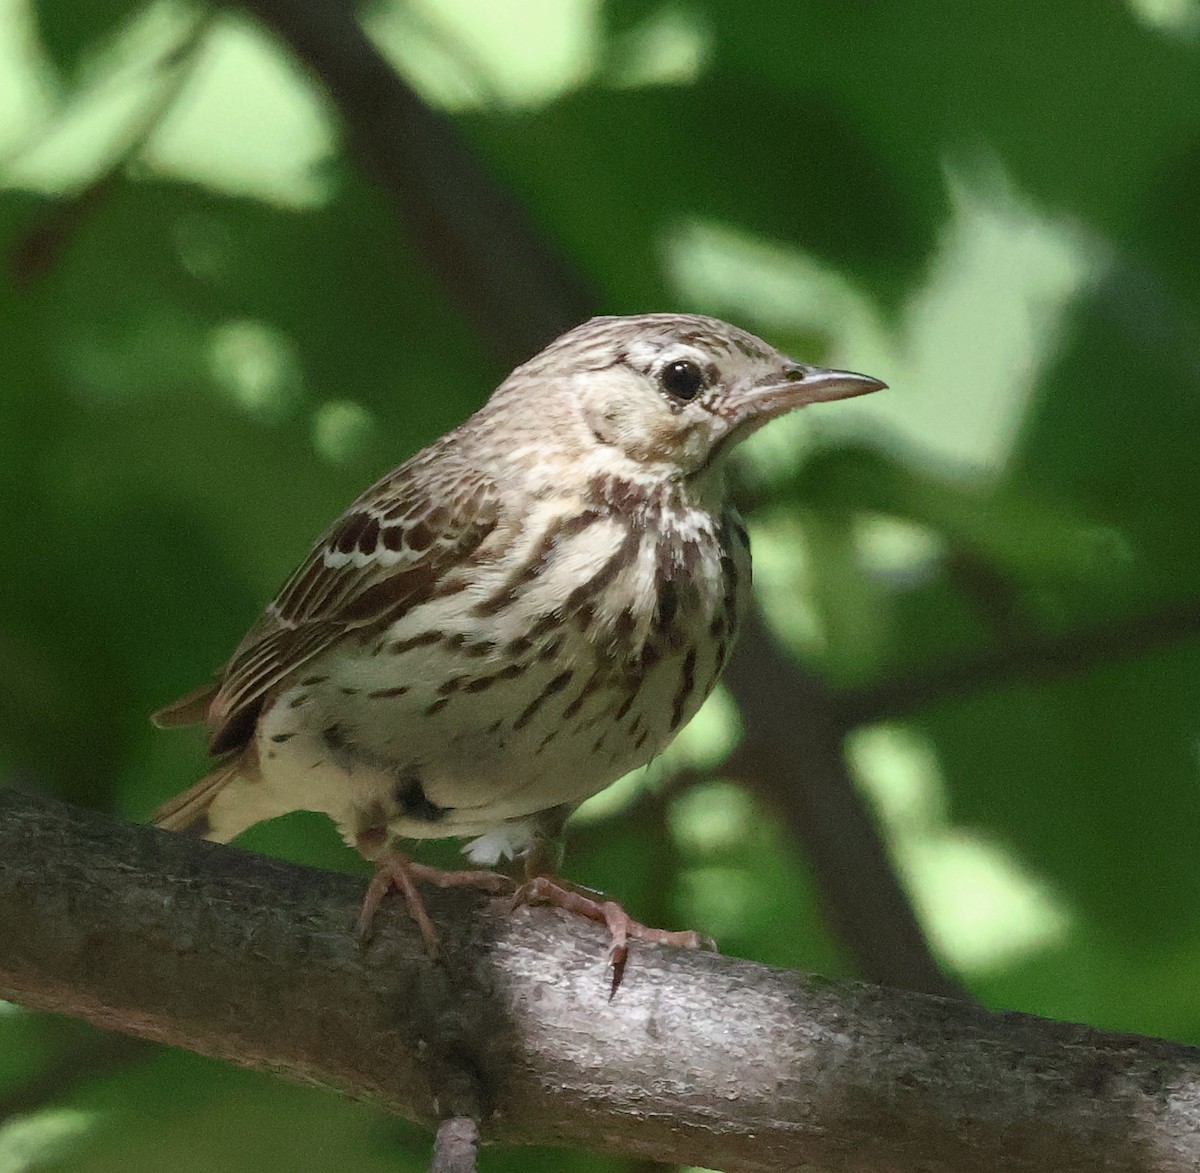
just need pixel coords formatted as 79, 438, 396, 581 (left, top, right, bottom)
659, 359, 705, 402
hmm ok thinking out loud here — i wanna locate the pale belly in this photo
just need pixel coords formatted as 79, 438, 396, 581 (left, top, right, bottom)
206, 503, 750, 863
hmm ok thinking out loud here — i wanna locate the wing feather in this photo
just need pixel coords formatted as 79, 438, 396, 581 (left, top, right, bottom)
158, 453, 504, 755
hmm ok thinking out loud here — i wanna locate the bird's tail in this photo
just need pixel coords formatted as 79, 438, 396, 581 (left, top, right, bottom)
151, 681, 219, 729
152, 762, 239, 837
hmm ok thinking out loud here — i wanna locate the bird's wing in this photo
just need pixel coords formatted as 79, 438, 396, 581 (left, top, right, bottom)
159, 453, 503, 755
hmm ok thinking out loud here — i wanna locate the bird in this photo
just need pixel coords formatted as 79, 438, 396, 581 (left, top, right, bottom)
152, 312, 884, 990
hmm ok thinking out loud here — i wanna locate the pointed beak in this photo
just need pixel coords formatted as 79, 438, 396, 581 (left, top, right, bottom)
734, 363, 886, 423
694, 361, 885, 478
787, 364, 887, 402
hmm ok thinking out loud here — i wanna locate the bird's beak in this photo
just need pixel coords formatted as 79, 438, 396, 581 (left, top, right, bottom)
735, 364, 887, 424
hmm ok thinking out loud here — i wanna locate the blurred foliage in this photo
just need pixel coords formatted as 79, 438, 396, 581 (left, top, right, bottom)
3, 0, 1200, 1170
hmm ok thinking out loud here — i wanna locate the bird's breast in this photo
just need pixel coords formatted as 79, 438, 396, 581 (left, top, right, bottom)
258, 497, 751, 838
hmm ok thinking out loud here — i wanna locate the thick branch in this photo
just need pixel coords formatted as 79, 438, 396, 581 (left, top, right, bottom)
3, 789, 1200, 1172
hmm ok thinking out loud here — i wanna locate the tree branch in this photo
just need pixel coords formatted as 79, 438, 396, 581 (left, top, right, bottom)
723, 613, 967, 1000
836, 596, 1200, 727
430, 1117, 479, 1173
723, 596, 1200, 999
228, 0, 595, 362
3, 788, 1200, 1172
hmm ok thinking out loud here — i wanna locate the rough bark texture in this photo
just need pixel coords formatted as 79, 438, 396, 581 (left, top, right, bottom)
3, 787, 1200, 1172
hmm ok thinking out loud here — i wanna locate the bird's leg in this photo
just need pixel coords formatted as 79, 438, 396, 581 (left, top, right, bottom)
355, 837, 514, 950
511, 825, 716, 996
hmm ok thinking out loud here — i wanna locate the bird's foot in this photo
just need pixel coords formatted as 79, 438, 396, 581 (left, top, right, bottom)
357, 852, 515, 951
511, 874, 717, 997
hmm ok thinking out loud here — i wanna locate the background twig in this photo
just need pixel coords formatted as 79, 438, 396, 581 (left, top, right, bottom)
430, 1118, 479, 1173
229, 0, 596, 361
724, 614, 967, 999
837, 596, 1200, 726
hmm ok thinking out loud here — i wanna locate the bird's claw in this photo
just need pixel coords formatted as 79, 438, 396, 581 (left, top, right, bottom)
511, 874, 718, 997
357, 852, 515, 951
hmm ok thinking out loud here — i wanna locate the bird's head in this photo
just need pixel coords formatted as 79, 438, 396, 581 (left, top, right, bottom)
489, 313, 885, 486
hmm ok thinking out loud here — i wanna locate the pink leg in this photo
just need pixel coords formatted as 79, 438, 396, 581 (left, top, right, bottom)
356, 851, 515, 950
511, 875, 717, 996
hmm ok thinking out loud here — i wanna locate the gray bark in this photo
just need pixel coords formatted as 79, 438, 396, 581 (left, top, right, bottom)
2, 787, 1199, 1172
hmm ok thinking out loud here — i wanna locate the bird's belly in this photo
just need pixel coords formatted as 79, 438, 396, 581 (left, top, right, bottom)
254, 507, 747, 854
293, 631, 712, 830
254, 646, 665, 851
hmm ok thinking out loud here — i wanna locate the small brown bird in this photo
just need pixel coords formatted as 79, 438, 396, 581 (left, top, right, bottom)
153, 313, 883, 987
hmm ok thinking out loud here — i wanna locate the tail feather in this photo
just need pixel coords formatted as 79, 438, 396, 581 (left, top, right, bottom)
153, 763, 238, 836
151, 681, 220, 729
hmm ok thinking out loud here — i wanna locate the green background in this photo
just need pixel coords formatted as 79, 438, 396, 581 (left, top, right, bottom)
3, 0, 1200, 1169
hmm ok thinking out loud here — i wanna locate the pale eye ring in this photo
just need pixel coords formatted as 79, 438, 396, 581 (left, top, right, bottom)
659, 359, 705, 402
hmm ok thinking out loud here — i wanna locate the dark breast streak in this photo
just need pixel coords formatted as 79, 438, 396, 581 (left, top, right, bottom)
307, 477, 746, 841
573, 474, 742, 748
345, 477, 743, 799
408, 472, 732, 756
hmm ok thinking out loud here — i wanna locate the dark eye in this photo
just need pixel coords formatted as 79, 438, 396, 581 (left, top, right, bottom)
659, 359, 705, 402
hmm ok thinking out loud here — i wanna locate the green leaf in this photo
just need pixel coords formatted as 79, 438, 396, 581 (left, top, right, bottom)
32, 0, 147, 79
465, 75, 934, 311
